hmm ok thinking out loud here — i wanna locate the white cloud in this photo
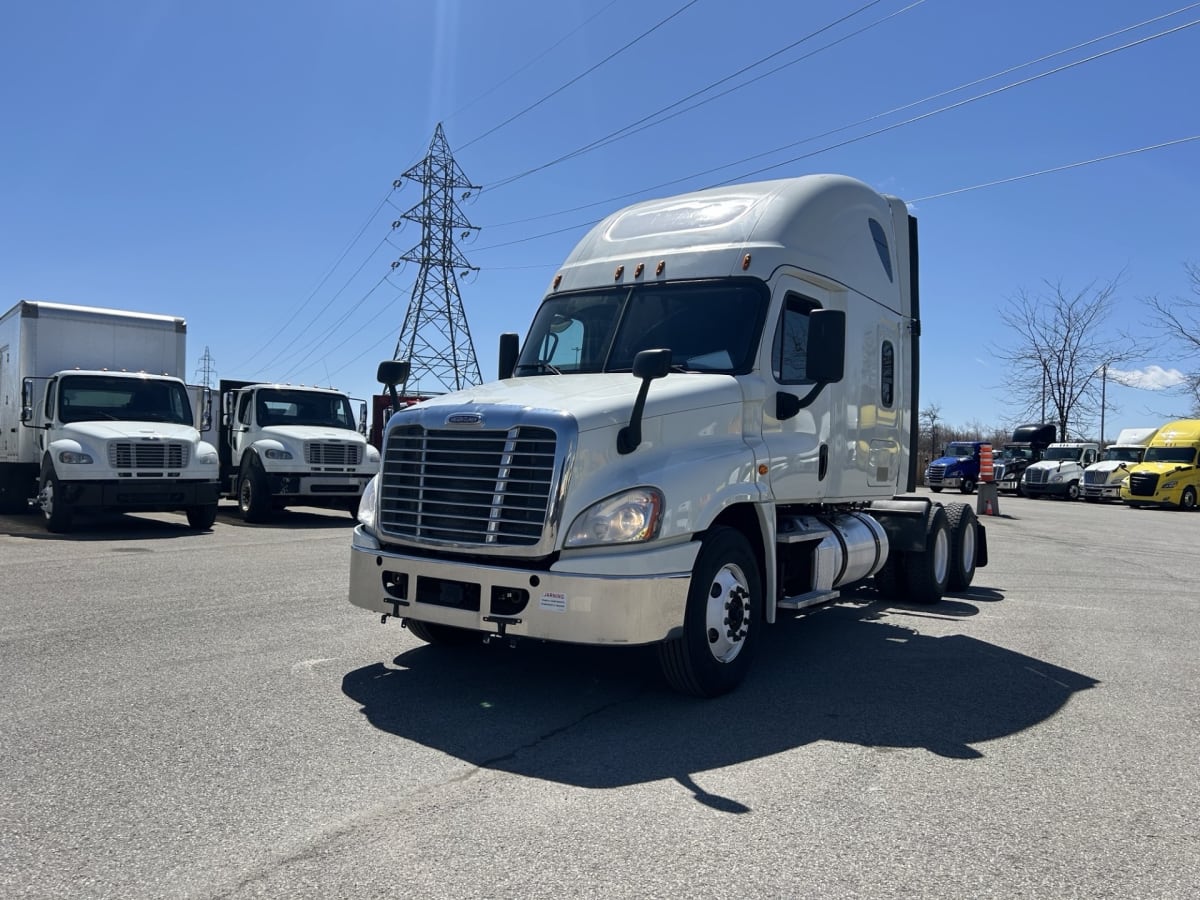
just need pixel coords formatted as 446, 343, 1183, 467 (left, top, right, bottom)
1106, 365, 1187, 390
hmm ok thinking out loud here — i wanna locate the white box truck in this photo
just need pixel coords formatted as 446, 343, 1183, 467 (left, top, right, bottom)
1079, 427, 1158, 502
213, 379, 378, 521
348, 175, 989, 696
0, 300, 220, 531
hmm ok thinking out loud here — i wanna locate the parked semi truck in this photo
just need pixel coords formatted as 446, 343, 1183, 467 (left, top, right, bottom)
1120, 419, 1200, 510
993, 423, 1056, 495
924, 441, 987, 494
1080, 427, 1158, 502
0, 300, 219, 531
1021, 441, 1099, 500
348, 175, 988, 696
215, 379, 378, 521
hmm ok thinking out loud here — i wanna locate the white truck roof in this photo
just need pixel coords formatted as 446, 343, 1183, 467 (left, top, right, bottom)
1110, 427, 1158, 447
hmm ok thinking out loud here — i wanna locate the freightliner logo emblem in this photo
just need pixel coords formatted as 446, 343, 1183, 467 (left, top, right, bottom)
446, 413, 483, 426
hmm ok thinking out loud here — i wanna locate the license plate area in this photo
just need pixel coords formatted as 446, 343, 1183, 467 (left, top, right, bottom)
416, 576, 481, 611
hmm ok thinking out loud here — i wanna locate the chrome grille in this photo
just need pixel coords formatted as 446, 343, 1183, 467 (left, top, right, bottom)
379, 425, 557, 546
108, 441, 188, 469
305, 441, 363, 465
925, 464, 947, 485
1025, 468, 1048, 484
1083, 469, 1107, 485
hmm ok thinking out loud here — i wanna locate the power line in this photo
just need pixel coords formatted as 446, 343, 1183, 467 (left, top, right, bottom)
911, 135, 1200, 203
485, 0, 907, 191
455, 0, 705, 152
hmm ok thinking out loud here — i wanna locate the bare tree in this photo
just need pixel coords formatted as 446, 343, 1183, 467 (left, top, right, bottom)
1142, 262, 1200, 417
993, 277, 1140, 441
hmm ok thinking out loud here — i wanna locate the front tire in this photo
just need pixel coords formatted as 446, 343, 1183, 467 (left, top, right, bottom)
186, 504, 218, 530
903, 506, 950, 604
1181, 486, 1198, 511
659, 527, 761, 697
960, 477, 976, 495
1065, 481, 1080, 501
945, 504, 977, 592
929, 486, 943, 493
237, 463, 271, 523
39, 466, 73, 534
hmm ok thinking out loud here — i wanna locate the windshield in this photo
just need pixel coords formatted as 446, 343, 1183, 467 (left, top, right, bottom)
1143, 446, 1197, 465
256, 389, 356, 429
1043, 447, 1084, 461
944, 444, 976, 459
1101, 447, 1143, 463
997, 445, 1032, 461
514, 280, 768, 376
58, 374, 193, 425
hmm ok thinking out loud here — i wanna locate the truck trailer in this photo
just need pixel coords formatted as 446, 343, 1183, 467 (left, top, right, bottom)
347, 175, 988, 696
0, 300, 219, 531
213, 379, 378, 521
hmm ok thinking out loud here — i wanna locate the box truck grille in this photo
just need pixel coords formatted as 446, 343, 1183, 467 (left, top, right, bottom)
108, 441, 188, 469
925, 464, 947, 485
305, 442, 362, 466
379, 425, 556, 546
1128, 472, 1159, 497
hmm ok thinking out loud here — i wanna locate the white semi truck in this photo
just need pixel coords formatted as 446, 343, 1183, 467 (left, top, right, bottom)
1021, 441, 1100, 500
214, 379, 378, 521
1079, 427, 1158, 502
0, 300, 219, 532
348, 175, 988, 696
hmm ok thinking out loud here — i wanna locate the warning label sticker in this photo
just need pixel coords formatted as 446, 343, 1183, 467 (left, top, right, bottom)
538, 591, 567, 612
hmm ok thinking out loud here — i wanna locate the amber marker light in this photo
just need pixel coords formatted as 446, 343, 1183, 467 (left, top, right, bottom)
742, 254, 752, 270
656, 260, 666, 275
634, 263, 644, 278
758, 463, 769, 476
614, 265, 624, 280
553, 274, 562, 290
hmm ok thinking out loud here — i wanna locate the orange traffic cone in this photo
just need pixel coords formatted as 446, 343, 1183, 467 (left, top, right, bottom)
984, 498, 993, 516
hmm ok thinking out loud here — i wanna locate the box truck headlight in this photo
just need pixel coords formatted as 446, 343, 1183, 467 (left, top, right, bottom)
565, 487, 663, 548
58, 450, 93, 464
197, 449, 218, 465
356, 475, 378, 532
264, 448, 293, 460
366, 445, 380, 464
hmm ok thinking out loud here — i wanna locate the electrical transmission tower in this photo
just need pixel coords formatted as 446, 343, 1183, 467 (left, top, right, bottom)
392, 123, 482, 392
194, 346, 217, 388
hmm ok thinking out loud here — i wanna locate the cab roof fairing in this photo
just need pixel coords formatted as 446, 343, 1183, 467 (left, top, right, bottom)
548, 175, 906, 313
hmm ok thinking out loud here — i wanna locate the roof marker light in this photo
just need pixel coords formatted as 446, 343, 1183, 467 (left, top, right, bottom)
614, 265, 624, 280
742, 254, 752, 271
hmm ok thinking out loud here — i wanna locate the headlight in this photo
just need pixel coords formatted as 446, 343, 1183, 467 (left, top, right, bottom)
197, 450, 218, 465
565, 487, 663, 548
1162, 480, 1178, 490
357, 475, 378, 532
264, 448, 293, 460
58, 450, 93, 464
1050, 474, 1063, 483
365, 444, 380, 463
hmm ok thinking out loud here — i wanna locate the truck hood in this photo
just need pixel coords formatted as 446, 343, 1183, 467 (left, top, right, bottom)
929, 455, 965, 468
1085, 461, 1128, 475
401, 373, 743, 430
1130, 462, 1194, 476
259, 425, 367, 444
1026, 459, 1080, 473
63, 421, 201, 442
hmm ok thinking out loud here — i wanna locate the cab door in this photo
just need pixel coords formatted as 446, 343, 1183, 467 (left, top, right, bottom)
759, 284, 834, 503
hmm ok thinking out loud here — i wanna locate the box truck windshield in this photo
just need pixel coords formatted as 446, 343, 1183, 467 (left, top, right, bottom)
58, 374, 193, 426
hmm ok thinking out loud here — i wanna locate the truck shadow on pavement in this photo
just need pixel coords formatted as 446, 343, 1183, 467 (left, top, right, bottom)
341, 600, 1097, 807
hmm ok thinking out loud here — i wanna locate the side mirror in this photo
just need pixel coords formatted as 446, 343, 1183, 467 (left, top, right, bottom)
498, 333, 520, 380
221, 391, 233, 427
618, 348, 672, 455
377, 359, 411, 413
805, 309, 845, 383
359, 401, 368, 436
200, 388, 212, 432
20, 378, 33, 424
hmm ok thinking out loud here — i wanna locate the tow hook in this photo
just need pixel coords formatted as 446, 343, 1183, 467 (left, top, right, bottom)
483, 615, 521, 647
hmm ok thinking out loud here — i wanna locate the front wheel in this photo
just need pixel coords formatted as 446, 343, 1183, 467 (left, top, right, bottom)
186, 504, 218, 530
658, 527, 761, 697
39, 467, 74, 534
237, 464, 271, 522
903, 506, 950, 604
1180, 486, 1198, 511
960, 477, 976, 495
1065, 481, 1080, 501
929, 486, 943, 493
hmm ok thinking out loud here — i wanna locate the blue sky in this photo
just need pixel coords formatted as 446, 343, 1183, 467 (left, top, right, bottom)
2, 0, 1197, 440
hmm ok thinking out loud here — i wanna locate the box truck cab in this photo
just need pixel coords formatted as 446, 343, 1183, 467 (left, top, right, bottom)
1021, 441, 1098, 500
1120, 419, 1200, 510
349, 174, 988, 697
0, 301, 220, 532
993, 423, 1056, 495
924, 441, 986, 494
1080, 427, 1158, 502
217, 380, 379, 521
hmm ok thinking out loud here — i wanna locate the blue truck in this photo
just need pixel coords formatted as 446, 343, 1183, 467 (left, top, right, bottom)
924, 442, 986, 494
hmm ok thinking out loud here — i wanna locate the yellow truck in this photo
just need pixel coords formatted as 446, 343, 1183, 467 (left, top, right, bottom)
1120, 419, 1200, 510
